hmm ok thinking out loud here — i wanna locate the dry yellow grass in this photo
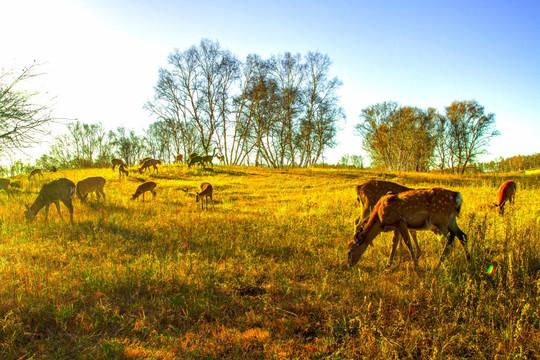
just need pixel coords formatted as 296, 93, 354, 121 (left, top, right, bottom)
0, 165, 539, 359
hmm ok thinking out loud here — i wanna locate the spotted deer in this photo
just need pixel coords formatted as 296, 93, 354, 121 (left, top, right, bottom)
76, 177, 106, 202
131, 182, 157, 201
118, 164, 129, 179
0, 178, 12, 198
196, 182, 214, 210
355, 180, 421, 256
139, 159, 161, 174
348, 187, 470, 268
28, 169, 43, 180
494, 180, 516, 215
24, 178, 76, 224
112, 159, 127, 171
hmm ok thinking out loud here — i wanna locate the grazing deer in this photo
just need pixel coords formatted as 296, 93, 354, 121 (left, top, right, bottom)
118, 164, 129, 179
139, 159, 161, 174
76, 177, 106, 202
348, 187, 470, 268
28, 169, 43, 180
0, 178, 12, 198
188, 154, 205, 169
355, 180, 421, 257
494, 180, 516, 215
174, 153, 183, 164
196, 182, 214, 210
112, 159, 127, 171
24, 178, 76, 224
131, 182, 157, 201
139, 157, 152, 165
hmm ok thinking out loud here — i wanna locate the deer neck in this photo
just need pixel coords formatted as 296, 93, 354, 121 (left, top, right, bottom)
29, 195, 47, 214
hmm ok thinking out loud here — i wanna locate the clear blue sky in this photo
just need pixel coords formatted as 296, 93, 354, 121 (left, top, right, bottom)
2, 0, 539, 164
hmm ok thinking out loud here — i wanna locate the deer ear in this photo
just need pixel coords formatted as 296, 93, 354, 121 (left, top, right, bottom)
493, 203, 499, 207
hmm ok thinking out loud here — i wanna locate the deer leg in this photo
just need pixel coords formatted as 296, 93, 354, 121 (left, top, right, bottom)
437, 231, 455, 267
53, 201, 63, 221
45, 204, 51, 223
410, 230, 421, 258
63, 200, 74, 224
397, 220, 418, 267
386, 230, 401, 268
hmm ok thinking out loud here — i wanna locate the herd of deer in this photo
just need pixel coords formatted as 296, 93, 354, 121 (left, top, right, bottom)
0, 163, 516, 269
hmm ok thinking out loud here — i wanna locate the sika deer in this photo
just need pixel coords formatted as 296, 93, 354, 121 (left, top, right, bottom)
112, 159, 127, 171
139, 157, 152, 165
494, 180, 516, 215
118, 164, 129, 179
196, 182, 214, 210
355, 180, 421, 256
24, 178, 76, 224
131, 182, 157, 201
139, 159, 161, 174
348, 187, 470, 268
76, 177, 106, 202
28, 169, 43, 180
0, 178, 12, 198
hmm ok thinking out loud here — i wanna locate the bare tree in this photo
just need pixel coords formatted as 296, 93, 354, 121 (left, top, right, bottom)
0, 62, 57, 156
444, 100, 499, 174
298, 52, 344, 166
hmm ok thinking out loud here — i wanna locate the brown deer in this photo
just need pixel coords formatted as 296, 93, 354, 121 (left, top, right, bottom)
494, 180, 516, 215
348, 187, 470, 268
76, 177, 106, 202
196, 182, 214, 210
28, 169, 43, 180
118, 164, 129, 179
112, 159, 127, 171
139, 159, 161, 174
139, 157, 152, 165
24, 178, 76, 224
354, 180, 421, 256
0, 178, 12, 198
174, 153, 183, 164
131, 182, 157, 201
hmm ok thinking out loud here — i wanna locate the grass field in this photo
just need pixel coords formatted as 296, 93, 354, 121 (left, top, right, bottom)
1, 165, 539, 359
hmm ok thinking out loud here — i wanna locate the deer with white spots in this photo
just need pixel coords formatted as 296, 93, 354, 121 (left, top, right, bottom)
494, 180, 516, 215
355, 180, 421, 256
348, 187, 470, 268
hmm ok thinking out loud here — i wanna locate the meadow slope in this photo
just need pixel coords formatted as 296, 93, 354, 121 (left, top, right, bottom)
1, 165, 539, 359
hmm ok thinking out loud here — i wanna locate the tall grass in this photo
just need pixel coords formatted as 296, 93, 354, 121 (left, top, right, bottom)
0, 165, 539, 359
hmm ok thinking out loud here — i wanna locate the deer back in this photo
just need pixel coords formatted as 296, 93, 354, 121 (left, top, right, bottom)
356, 180, 412, 220
41, 178, 76, 202
76, 177, 106, 199
376, 188, 462, 231
135, 181, 157, 194
199, 182, 213, 196
497, 180, 516, 206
